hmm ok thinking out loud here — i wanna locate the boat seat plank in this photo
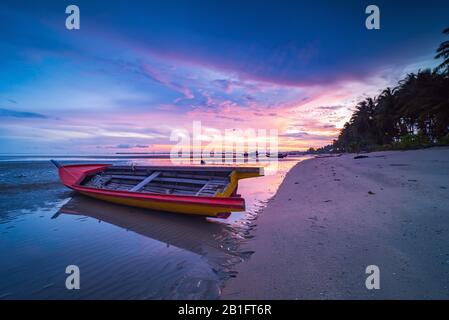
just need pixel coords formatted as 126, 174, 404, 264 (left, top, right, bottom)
130, 171, 161, 192
143, 186, 172, 194
153, 177, 210, 185
160, 172, 229, 180
109, 174, 146, 181
143, 182, 202, 192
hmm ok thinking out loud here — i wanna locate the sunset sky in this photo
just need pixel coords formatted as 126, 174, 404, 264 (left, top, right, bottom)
1, 0, 448, 153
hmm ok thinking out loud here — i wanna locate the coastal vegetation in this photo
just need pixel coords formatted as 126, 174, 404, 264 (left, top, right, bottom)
317, 28, 449, 153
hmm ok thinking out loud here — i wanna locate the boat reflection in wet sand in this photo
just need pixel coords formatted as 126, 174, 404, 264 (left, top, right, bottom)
54, 195, 234, 257
51, 160, 263, 218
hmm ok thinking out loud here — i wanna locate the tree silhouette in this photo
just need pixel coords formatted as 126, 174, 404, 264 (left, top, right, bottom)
435, 28, 449, 74
318, 28, 449, 153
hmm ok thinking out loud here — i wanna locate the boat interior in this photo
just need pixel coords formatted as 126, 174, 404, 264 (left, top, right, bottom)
80, 166, 234, 196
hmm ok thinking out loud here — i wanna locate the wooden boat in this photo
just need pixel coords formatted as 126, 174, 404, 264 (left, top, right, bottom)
51, 160, 263, 218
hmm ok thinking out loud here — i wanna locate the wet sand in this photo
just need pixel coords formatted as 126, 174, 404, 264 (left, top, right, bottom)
0, 156, 305, 299
223, 147, 449, 299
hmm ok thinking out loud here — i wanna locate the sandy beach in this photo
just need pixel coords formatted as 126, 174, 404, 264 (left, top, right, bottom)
223, 147, 449, 299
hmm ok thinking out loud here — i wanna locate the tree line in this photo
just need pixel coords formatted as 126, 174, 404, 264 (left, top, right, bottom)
313, 28, 449, 154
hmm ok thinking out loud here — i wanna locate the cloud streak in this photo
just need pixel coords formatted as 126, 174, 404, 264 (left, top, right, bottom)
0, 108, 49, 119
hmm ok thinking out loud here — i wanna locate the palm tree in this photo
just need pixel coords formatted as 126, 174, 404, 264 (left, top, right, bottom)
330, 28, 449, 152
375, 87, 398, 144
435, 27, 449, 74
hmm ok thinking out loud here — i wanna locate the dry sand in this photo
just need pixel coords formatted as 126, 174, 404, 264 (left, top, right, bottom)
222, 147, 449, 299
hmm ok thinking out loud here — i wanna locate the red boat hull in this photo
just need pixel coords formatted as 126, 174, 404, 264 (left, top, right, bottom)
56, 164, 245, 217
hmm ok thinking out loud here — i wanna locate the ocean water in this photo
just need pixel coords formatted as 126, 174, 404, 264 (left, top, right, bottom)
0, 155, 307, 299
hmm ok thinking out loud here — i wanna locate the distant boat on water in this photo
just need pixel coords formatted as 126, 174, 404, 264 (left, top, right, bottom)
51, 160, 263, 218
241, 151, 288, 158
269, 152, 288, 158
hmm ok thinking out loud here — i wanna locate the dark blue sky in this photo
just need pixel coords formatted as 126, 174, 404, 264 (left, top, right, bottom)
0, 0, 448, 152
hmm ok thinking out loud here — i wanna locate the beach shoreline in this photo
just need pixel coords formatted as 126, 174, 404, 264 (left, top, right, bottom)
222, 147, 449, 299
